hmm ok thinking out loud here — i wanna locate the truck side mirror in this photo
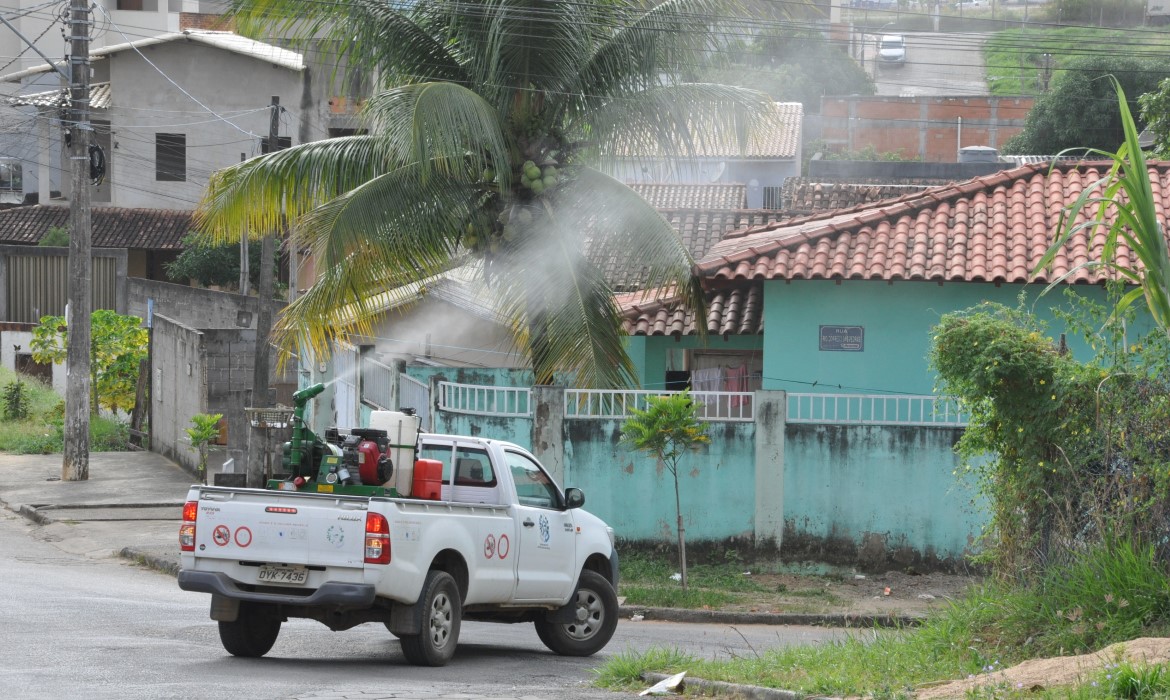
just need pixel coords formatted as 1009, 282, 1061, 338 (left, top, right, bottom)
564, 487, 585, 509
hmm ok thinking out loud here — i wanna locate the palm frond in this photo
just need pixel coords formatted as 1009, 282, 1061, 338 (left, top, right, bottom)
363, 82, 512, 185
272, 164, 479, 359
580, 83, 775, 167
551, 166, 703, 313
195, 135, 403, 243
227, 0, 469, 88
491, 213, 636, 388
568, 0, 741, 109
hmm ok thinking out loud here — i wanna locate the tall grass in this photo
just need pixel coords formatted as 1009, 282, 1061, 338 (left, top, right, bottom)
598, 540, 1170, 697
0, 367, 129, 453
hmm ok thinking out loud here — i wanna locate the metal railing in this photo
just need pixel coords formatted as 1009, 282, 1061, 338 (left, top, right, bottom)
787, 393, 967, 427
360, 357, 396, 410
400, 374, 432, 430
438, 381, 531, 418
564, 389, 753, 422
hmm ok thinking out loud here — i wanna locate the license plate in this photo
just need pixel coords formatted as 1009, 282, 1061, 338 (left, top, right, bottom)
257, 565, 308, 585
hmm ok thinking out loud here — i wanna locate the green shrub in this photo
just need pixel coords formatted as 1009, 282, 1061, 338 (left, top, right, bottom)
3, 380, 29, 419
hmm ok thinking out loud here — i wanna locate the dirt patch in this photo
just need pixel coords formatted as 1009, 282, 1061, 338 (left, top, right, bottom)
717, 570, 979, 617
914, 638, 1170, 699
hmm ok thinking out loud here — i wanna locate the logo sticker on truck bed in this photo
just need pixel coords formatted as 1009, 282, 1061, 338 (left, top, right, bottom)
326, 525, 346, 548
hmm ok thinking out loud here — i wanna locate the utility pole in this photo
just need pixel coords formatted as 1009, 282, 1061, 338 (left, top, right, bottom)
247, 96, 280, 488
63, 0, 92, 481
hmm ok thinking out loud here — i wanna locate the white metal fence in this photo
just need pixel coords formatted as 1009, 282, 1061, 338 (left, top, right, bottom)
400, 374, 432, 430
438, 381, 531, 418
564, 390, 753, 421
787, 393, 967, 427
360, 357, 396, 410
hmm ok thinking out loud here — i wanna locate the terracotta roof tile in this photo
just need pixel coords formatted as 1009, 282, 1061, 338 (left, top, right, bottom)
621, 283, 764, 336
0, 205, 192, 249
698, 161, 1147, 286
781, 177, 949, 213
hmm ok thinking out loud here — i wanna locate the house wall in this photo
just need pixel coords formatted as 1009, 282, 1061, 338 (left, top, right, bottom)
0, 245, 128, 322
762, 280, 1142, 396
98, 40, 307, 210
816, 96, 1034, 161
151, 313, 208, 473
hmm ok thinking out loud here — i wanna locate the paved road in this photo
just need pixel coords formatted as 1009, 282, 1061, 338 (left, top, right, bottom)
861, 31, 989, 96
0, 507, 848, 700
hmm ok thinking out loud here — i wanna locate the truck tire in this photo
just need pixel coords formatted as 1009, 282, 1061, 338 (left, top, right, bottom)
218, 601, 281, 658
399, 570, 462, 666
534, 570, 618, 657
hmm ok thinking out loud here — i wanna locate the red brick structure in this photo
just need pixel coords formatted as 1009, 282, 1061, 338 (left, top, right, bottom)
818, 96, 1034, 162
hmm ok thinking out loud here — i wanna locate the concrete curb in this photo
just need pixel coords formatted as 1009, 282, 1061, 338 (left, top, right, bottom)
119, 546, 180, 576
620, 605, 922, 628
641, 672, 807, 700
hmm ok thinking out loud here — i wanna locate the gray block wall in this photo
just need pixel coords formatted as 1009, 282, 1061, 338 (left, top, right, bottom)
151, 314, 208, 474
127, 278, 284, 330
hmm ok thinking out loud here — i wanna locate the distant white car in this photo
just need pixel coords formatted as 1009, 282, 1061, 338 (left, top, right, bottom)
877, 34, 906, 66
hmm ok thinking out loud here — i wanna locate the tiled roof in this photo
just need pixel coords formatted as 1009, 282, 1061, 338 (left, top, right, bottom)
0, 205, 192, 249
621, 284, 764, 336
601, 209, 787, 292
699, 161, 1154, 285
628, 183, 746, 210
9, 82, 112, 109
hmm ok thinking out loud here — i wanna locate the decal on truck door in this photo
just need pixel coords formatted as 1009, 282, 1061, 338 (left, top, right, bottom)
538, 514, 551, 548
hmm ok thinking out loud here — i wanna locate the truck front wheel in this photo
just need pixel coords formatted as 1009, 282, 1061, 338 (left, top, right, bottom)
534, 570, 618, 656
399, 570, 462, 666
218, 601, 282, 657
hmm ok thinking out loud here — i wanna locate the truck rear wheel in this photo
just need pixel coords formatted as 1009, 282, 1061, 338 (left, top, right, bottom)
218, 601, 281, 658
399, 570, 461, 666
534, 570, 618, 657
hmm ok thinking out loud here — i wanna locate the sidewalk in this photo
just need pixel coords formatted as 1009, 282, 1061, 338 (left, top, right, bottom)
0, 451, 918, 629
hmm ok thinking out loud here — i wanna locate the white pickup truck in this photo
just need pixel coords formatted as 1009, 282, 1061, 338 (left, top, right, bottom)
177, 433, 619, 666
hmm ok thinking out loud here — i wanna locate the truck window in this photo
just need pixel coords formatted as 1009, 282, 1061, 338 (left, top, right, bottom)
504, 451, 560, 509
418, 443, 454, 481
453, 447, 496, 487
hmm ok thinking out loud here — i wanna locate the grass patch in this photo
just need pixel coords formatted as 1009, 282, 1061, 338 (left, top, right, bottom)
600, 540, 1170, 697
618, 550, 846, 610
0, 367, 130, 453
984, 27, 1170, 95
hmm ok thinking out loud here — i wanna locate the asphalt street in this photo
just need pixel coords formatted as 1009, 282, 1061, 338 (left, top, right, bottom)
0, 452, 854, 700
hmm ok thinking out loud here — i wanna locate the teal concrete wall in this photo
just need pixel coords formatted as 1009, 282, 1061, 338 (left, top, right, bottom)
763, 281, 1151, 395
783, 424, 984, 567
563, 418, 757, 542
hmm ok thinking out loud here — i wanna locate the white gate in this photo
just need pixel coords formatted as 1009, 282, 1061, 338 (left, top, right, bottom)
400, 373, 431, 430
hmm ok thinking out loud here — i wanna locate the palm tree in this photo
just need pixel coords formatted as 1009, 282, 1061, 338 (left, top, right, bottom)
197, 0, 775, 387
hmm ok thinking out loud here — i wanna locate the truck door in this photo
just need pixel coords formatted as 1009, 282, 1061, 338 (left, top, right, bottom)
504, 449, 576, 602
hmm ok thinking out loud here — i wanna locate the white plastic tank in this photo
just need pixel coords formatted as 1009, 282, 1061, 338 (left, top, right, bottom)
368, 410, 422, 495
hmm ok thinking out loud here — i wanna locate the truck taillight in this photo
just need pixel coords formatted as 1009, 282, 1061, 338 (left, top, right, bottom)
179, 500, 198, 552
364, 512, 391, 565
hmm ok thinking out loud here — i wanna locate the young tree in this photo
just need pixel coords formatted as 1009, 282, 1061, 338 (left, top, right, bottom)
197, 0, 776, 387
30, 310, 148, 414
186, 413, 224, 485
620, 392, 710, 590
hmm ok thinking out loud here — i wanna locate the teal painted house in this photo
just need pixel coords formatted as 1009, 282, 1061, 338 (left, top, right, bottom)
623, 162, 1165, 397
